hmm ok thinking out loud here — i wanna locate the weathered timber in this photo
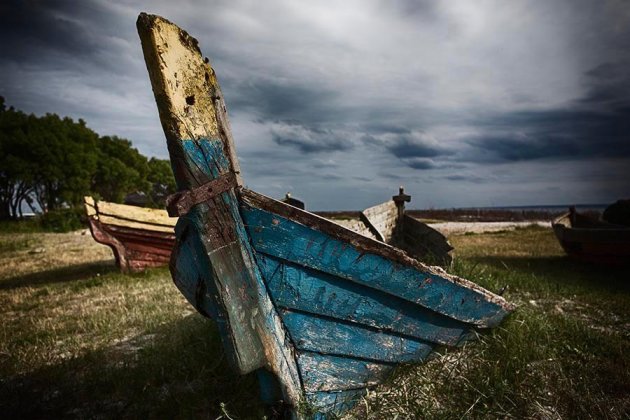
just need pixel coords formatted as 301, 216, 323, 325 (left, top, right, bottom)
298, 352, 393, 392
281, 192, 306, 210
257, 254, 473, 345
331, 217, 377, 240
138, 13, 514, 418
137, 12, 302, 404
84, 196, 175, 272
337, 187, 453, 266
552, 208, 630, 264
241, 202, 510, 327
398, 214, 454, 265
306, 390, 366, 419
279, 309, 434, 363
361, 200, 397, 243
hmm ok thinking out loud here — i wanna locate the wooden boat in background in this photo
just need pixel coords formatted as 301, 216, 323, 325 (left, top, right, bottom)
335, 187, 453, 266
552, 207, 630, 264
84, 197, 176, 272
286, 189, 453, 266
281, 192, 306, 210
137, 13, 513, 418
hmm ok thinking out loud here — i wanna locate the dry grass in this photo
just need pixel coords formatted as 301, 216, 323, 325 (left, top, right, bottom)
347, 226, 630, 419
1, 226, 628, 419
0, 230, 265, 418
0, 229, 112, 281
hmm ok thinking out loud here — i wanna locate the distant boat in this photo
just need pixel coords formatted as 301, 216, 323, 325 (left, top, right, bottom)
84, 197, 175, 272
329, 187, 453, 266
552, 206, 630, 264
137, 13, 514, 418
286, 188, 454, 265
281, 192, 305, 210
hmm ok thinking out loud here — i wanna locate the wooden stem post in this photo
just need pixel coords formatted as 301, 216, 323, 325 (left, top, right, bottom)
136, 13, 302, 407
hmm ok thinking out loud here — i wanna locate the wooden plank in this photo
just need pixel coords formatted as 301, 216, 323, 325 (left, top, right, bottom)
298, 352, 394, 392
100, 225, 175, 248
333, 218, 377, 240
241, 188, 513, 318
306, 389, 366, 418
93, 199, 176, 228
361, 200, 398, 243
96, 214, 174, 233
84, 196, 97, 217
242, 203, 511, 327
86, 216, 129, 271
280, 309, 433, 363
257, 254, 473, 345
137, 13, 302, 405
170, 213, 266, 371
399, 215, 453, 265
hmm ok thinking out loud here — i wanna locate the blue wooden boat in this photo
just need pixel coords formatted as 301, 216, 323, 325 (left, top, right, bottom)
137, 13, 514, 418
289, 188, 454, 266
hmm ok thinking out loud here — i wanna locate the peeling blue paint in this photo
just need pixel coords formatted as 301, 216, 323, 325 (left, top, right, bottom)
242, 206, 509, 327
257, 253, 475, 345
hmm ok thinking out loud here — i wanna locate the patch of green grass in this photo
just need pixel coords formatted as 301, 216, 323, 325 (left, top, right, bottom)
0, 218, 43, 233
357, 307, 628, 418
0, 237, 32, 252
0, 231, 267, 418
2, 227, 629, 419
349, 226, 630, 419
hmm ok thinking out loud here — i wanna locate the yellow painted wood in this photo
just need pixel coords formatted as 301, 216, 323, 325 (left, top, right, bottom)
84, 196, 175, 232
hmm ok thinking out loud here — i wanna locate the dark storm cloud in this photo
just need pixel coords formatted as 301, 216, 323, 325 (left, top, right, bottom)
402, 158, 437, 170
465, 104, 630, 163
0, 1, 133, 71
466, 134, 579, 163
385, 135, 448, 159
0, 1, 97, 60
443, 174, 489, 183
580, 62, 630, 111
227, 78, 339, 122
2, 0, 629, 208
379, 172, 406, 181
270, 123, 354, 153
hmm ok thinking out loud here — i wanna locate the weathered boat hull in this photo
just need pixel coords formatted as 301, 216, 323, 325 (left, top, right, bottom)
332, 190, 453, 266
84, 197, 176, 272
552, 211, 630, 265
137, 13, 513, 418
239, 190, 504, 413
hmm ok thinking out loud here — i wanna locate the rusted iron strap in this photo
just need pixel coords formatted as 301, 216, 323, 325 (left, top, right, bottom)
166, 172, 237, 217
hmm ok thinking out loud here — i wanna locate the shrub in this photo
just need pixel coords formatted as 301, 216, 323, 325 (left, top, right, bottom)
40, 207, 85, 232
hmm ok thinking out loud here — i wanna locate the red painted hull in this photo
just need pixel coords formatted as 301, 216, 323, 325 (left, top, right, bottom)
87, 218, 175, 272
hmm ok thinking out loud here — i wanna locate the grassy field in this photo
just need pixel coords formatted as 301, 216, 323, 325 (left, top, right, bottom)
0, 226, 628, 418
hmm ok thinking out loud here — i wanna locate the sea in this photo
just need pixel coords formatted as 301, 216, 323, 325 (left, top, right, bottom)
459, 204, 608, 213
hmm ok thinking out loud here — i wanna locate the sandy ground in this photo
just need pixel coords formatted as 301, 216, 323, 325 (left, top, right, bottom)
427, 220, 550, 235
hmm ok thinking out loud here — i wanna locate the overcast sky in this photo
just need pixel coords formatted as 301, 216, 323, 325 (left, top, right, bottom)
1, 0, 628, 210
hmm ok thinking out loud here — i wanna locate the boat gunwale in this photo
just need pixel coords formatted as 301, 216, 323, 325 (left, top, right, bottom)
240, 188, 515, 313
552, 212, 630, 232
85, 196, 176, 230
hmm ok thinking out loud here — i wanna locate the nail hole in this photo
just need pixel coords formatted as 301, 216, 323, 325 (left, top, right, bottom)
186, 95, 195, 105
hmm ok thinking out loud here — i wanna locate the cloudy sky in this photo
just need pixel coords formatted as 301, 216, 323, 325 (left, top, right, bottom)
1, 0, 628, 210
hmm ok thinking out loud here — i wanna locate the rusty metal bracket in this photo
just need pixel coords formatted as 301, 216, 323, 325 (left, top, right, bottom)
166, 172, 238, 217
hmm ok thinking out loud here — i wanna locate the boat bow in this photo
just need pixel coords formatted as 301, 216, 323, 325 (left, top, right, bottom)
137, 13, 514, 417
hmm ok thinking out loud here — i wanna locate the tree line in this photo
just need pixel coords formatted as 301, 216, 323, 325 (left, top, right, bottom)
0, 96, 176, 220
